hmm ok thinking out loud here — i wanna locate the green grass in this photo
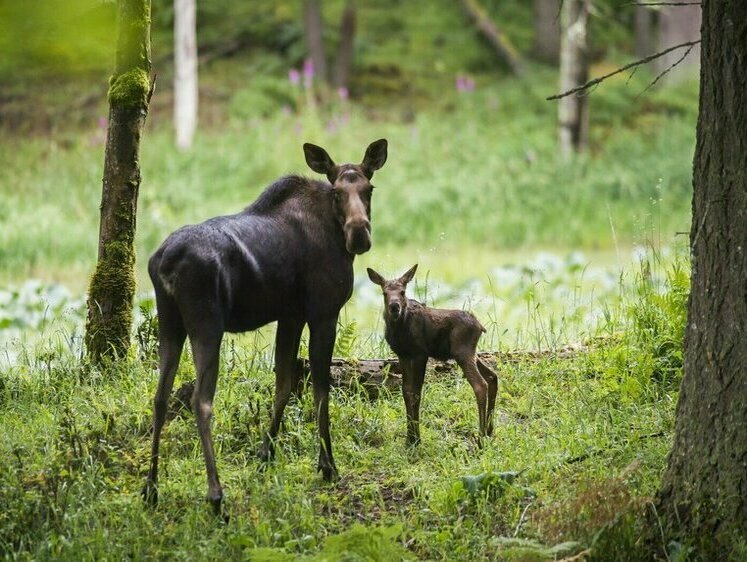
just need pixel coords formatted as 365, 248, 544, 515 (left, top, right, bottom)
0, 257, 687, 560
0, 71, 696, 285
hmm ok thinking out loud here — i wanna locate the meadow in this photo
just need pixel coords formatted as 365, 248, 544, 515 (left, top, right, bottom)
0, 66, 697, 559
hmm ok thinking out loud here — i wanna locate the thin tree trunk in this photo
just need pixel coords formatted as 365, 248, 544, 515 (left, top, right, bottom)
558, 0, 589, 158
654, 5, 701, 84
532, 0, 560, 64
460, 0, 524, 76
634, 5, 655, 59
85, 0, 152, 363
303, 0, 328, 85
656, 1, 747, 554
174, 0, 197, 150
334, 0, 356, 90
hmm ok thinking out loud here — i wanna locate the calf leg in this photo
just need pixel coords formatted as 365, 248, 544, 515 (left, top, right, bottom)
454, 353, 490, 437
143, 294, 186, 507
477, 358, 499, 436
308, 316, 339, 482
258, 318, 305, 463
190, 330, 224, 516
401, 355, 427, 446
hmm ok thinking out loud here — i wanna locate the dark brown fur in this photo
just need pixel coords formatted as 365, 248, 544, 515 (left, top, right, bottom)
143, 140, 388, 516
368, 265, 498, 444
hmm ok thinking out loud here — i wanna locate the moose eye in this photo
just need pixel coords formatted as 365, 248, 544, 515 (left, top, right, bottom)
333, 190, 343, 202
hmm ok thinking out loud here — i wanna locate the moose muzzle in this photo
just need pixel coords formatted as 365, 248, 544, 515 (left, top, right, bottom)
344, 218, 371, 255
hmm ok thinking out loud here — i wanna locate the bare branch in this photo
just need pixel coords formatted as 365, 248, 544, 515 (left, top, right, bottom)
637, 42, 697, 97
546, 40, 700, 100
630, 2, 701, 6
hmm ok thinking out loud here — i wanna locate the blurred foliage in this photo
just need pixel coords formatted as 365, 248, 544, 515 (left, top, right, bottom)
0, 0, 115, 79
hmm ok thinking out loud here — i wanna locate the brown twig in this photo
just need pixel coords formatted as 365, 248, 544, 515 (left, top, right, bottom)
630, 1, 700, 5
546, 40, 701, 101
636, 42, 697, 97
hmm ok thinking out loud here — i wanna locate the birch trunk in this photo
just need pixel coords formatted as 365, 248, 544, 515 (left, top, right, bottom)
174, 0, 198, 150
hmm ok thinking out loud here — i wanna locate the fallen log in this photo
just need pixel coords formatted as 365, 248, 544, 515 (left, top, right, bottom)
460, 0, 524, 76
169, 340, 602, 415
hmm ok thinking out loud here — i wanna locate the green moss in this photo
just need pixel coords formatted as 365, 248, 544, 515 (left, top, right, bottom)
107, 68, 150, 109
85, 240, 137, 362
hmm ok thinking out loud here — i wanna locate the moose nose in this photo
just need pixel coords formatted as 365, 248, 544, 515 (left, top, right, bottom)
388, 302, 401, 317
344, 218, 372, 255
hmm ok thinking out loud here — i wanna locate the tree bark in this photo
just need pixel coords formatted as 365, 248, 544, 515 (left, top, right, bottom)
334, 0, 356, 90
303, 0, 328, 85
654, 4, 701, 84
460, 0, 524, 76
174, 0, 197, 150
558, 0, 589, 158
634, 5, 655, 59
532, 0, 560, 65
656, 1, 747, 553
85, 0, 152, 363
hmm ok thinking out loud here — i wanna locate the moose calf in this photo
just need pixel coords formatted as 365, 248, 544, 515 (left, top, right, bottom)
367, 265, 498, 444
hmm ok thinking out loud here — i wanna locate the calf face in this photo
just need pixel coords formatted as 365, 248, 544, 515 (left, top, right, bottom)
367, 264, 418, 321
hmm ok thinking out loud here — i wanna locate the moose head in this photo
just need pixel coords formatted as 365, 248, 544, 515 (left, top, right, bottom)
303, 139, 388, 255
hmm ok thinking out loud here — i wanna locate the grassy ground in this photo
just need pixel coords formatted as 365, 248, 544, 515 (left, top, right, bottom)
0, 256, 687, 560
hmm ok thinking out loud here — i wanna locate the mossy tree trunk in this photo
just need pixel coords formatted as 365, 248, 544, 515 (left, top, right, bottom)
85, 0, 152, 363
655, 1, 747, 555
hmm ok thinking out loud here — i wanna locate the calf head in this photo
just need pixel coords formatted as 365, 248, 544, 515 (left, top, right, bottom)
303, 139, 388, 255
367, 264, 418, 322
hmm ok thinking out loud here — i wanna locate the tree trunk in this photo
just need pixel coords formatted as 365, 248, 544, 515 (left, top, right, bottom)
656, 1, 747, 554
334, 0, 356, 90
654, 4, 701, 83
303, 0, 328, 85
558, 0, 589, 159
85, 0, 152, 363
174, 0, 197, 150
634, 5, 655, 59
460, 0, 524, 76
532, 0, 560, 64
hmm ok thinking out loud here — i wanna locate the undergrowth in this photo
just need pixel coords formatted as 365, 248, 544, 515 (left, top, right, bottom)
0, 258, 689, 560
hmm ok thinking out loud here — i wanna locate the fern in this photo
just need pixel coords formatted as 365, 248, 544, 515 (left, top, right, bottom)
334, 320, 358, 358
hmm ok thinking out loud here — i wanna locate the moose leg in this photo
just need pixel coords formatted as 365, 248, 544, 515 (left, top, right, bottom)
477, 358, 499, 436
401, 355, 427, 446
143, 294, 186, 507
258, 317, 305, 463
190, 331, 225, 516
308, 316, 339, 481
454, 353, 490, 438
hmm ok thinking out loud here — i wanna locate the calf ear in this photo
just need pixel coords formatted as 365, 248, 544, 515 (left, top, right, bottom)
303, 143, 337, 180
361, 139, 388, 178
399, 264, 418, 285
367, 268, 386, 286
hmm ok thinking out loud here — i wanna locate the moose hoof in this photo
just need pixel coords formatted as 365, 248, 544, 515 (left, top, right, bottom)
318, 463, 340, 483
208, 492, 227, 521
142, 481, 158, 507
406, 435, 421, 448
256, 443, 274, 466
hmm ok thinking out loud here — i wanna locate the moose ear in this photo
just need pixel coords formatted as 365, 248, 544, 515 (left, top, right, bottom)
361, 139, 388, 179
367, 267, 386, 286
303, 143, 337, 178
399, 264, 418, 285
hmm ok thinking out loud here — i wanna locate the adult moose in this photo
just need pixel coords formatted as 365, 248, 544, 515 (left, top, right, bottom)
142, 139, 388, 515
